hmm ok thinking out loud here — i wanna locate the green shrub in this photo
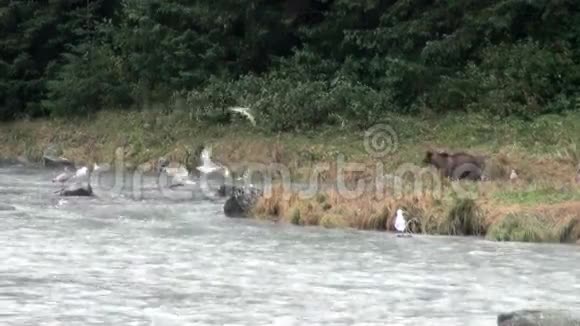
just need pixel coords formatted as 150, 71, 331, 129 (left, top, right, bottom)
42, 45, 132, 116
180, 70, 397, 132
430, 40, 579, 118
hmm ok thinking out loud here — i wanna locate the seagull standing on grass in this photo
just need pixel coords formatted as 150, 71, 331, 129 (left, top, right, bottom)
394, 208, 407, 233
510, 169, 518, 182
228, 107, 256, 126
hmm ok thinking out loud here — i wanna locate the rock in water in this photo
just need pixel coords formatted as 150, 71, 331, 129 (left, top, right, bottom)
223, 186, 263, 218
58, 183, 93, 197
42, 144, 74, 168
498, 310, 580, 326
223, 196, 244, 217
43, 155, 75, 169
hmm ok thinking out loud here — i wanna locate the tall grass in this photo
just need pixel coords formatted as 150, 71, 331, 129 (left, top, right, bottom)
444, 198, 486, 236
487, 213, 580, 243
252, 183, 483, 235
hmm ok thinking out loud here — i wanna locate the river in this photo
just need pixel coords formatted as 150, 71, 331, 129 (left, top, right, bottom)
1, 165, 579, 325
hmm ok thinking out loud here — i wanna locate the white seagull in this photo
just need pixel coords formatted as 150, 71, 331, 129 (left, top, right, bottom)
394, 208, 407, 233
510, 169, 518, 181
228, 107, 256, 126
52, 166, 74, 183
55, 165, 89, 184
163, 164, 196, 188
74, 166, 89, 180
53, 165, 91, 194
196, 146, 230, 177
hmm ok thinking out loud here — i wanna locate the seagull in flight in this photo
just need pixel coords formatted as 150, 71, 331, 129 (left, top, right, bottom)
196, 146, 231, 177
228, 107, 256, 126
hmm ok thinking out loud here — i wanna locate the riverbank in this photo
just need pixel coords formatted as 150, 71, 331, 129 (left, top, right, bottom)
2, 110, 580, 243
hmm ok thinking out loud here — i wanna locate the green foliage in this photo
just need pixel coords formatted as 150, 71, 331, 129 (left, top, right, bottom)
487, 213, 579, 243
0, 0, 117, 119
432, 40, 578, 118
493, 185, 580, 206
1, 0, 580, 127
43, 43, 131, 116
179, 71, 396, 132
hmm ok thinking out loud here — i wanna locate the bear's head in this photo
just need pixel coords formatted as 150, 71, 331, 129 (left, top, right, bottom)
423, 150, 449, 169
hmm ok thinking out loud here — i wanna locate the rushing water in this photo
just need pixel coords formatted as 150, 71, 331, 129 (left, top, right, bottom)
1, 164, 579, 326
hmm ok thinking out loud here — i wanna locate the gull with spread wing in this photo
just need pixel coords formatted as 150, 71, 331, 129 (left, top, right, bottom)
228, 107, 256, 127
162, 164, 196, 189
196, 146, 231, 178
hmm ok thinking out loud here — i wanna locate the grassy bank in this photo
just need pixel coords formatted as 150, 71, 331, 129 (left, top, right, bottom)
2, 109, 580, 243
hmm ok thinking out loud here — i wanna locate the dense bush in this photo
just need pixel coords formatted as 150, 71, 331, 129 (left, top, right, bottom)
1, 0, 579, 130
179, 65, 397, 132
430, 40, 579, 117
42, 43, 132, 116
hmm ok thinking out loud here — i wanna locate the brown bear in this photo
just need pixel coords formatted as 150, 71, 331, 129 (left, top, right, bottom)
423, 150, 485, 181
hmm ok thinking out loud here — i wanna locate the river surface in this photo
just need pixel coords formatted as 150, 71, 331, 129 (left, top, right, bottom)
1, 165, 579, 326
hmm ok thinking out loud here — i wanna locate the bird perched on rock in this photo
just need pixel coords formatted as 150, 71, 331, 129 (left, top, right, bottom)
216, 169, 255, 197
53, 165, 93, 197
73, 166, 89, 181
52, 166, 73, 183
